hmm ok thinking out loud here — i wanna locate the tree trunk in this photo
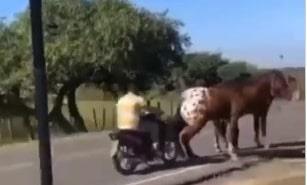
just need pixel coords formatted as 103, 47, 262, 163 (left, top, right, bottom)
67, 85, 87, 132
48, 84, 76, 133
9, 86, 37, 139
23, 115, 35, 140
18, 103, 36, 140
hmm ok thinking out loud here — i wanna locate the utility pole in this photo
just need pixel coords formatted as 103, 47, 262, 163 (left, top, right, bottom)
29, 0, 53, 185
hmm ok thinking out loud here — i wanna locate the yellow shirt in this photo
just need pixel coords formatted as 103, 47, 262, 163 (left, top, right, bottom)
116, 92, 146, 130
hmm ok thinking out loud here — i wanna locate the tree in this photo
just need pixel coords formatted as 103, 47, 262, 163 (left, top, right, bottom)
44, 0, 189, 132
217, 61, 258, 81
4, 0, 190, 133
184, 52, 229, 86
0, 20, 35, 138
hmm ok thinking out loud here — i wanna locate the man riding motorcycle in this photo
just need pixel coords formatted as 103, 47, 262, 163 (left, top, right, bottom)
116, 90, 165, 158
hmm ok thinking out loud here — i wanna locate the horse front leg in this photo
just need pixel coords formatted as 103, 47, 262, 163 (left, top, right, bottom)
227, 115, 239, 161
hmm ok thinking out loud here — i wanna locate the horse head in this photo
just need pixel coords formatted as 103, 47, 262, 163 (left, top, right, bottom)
269, 70, 292, 100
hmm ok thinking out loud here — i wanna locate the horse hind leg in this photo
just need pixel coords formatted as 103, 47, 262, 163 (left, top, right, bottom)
253, 115, 262, 147
213, 120, 226, 153
233, 126, 240, 150
179, 120, 206, 160
227, 116, 239, 161
213, 130, 222, 153
260, 115, 270, 149
219, 119, 229, 149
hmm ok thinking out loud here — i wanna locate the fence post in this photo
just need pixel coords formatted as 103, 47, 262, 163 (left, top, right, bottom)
69, 116, 73, 125
176, 103, 180, 114
170, 100, 173, 115
156, 101, 161, 109
92, 109, 98, 129
102, 108, 106, 130
7, 117, 13, 140
0, 119, 2, 140
112, 107, 116, 129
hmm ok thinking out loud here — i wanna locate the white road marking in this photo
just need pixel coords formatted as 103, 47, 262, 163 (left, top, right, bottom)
0, 162, 34, 173
125, 164, 208, 185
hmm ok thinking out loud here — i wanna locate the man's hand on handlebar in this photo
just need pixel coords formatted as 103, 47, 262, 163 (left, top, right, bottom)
140, 106, 164, 117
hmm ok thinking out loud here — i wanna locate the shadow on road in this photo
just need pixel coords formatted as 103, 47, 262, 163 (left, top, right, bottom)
135, 140, 305, 175
270, 140, 305, 148
238, 140, 305, 159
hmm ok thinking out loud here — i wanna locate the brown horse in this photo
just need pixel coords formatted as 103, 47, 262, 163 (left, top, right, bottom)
179, 70, 292, 160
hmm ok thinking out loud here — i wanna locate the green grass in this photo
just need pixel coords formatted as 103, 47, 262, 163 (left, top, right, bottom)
74, 88, 182, 130
77, 100, 116, 130
76, 97, 181, 131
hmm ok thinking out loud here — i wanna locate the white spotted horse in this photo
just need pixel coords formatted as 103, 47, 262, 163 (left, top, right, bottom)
178, 70, 293, 161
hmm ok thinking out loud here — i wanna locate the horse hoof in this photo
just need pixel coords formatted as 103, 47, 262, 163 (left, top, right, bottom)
230, 155, 239, 161
179, 153, 190, 161
182, 153, 201, 161
256, 144, 263, 148
216, 149, 223, 153
229, 153, 239, 161
190, 154, 201, 159
264, 144, 270, 150
255, 141, 263, 148
215, 148, 223, 153
181, 156, 191, 162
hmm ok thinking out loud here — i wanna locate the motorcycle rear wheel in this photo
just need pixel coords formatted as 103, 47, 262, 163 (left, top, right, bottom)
112, 152, 138, 175
162, 141, 177, 165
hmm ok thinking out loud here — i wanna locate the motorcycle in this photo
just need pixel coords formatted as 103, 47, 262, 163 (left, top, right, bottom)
109, 112, 178, 175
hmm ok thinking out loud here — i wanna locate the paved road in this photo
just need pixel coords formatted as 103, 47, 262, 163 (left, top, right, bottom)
0, 101, 304, 185
197, 158, 305, 185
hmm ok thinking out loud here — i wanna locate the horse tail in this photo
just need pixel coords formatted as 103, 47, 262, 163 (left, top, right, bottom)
174, 103, 188, 129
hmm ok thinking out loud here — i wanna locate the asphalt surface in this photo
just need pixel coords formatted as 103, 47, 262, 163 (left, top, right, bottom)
0, 100, 305, 185
196, 158, 305, 185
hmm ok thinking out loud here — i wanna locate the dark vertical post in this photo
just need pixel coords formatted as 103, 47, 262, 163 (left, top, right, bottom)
170, 100, 173, 115
7, 118, 13, 139
112, 106, 116, 129
156, 101, 161, 109
92, 108, 98, 129
102, 108, 106, 130
146, 100, 151, 106
29, 0, 53, 185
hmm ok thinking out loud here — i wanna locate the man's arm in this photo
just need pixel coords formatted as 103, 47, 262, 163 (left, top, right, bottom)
138, 97, 150, 115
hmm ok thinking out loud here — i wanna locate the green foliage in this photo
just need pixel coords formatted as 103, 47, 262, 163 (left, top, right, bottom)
0, 0, 190, 96
41, 0, 190, 92
184, 52, 229, 86
0, 19, 32, 96
217, 61, 258, 81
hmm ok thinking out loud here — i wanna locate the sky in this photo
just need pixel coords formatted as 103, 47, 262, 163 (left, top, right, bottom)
0, 0, 305, 68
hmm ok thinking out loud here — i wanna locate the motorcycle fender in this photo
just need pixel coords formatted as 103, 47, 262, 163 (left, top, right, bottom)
110, 141, 119, 157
